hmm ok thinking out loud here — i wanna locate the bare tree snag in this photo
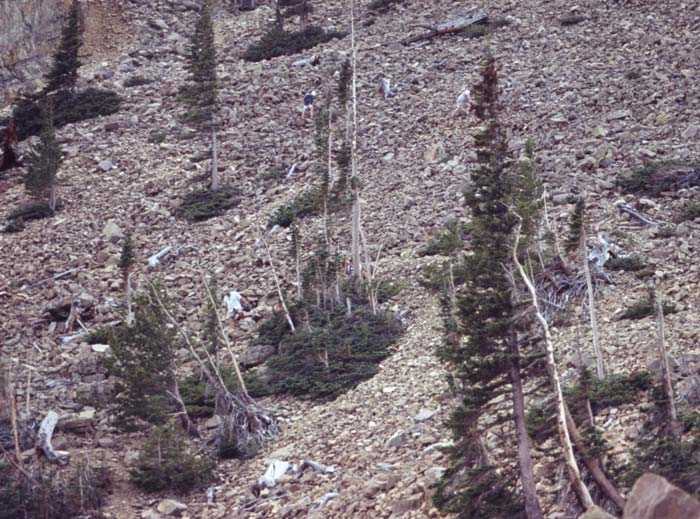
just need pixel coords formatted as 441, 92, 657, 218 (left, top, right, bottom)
581, 232, 605, 379
563, 404, 626, 510
508, 328, 544, 519
211, 111, 219, 192
653, 286, 679, 438
513, 221, 594, 510
261, 235, 296, 333
399, 13, 488, 45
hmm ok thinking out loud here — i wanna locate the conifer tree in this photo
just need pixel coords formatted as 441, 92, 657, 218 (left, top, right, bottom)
436, 53, 542, 519
184, 0, 220, 191
44, 0, 83, 94
24, 99, 61, 212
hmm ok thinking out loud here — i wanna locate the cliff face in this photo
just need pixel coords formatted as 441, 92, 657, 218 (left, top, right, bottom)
0, 0, 68, 107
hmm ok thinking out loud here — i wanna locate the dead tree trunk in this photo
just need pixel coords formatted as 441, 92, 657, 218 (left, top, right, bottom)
211, 111, 219, 192
581, 232, 605, 379
514, 223, 594, 510
261, 235, 296, 333
508, 328, 545, 519
399, 13, 488, 45
653, 286, 679, 438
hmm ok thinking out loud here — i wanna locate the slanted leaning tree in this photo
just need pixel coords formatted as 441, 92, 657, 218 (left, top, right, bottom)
436, 53, 542, 519
184, 0, 220, 191
25, 100, 61, 212
44, 0, 83, 94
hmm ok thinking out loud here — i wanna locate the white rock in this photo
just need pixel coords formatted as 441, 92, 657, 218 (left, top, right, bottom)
156, 499, 188, 516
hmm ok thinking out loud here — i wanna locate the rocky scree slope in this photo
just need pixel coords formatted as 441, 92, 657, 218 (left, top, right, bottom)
1, 0, 700, 517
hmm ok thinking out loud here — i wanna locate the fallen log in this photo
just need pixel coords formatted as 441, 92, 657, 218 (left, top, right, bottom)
36, 411, 69, 464
399, 13, 488, 45
617, 203, 665, 227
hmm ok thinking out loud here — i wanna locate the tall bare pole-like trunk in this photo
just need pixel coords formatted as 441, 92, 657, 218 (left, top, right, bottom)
261, 236, 296, 333
349, 0, 361, 276
653, 286, 679, 438
514, 224, 594, 510
323, 107, 332, 245
581, 232, 604, 379
508, 328, 545, 519
211, 111, 219, 192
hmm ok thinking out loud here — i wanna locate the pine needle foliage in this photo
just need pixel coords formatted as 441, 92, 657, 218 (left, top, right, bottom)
129, 422, 214, 493
565, 197, 586, 253
44, 0, 83, 94
24, 99, 61, 212
183, 0, 218, 125
435, 53, 525, 518
105, 283, 178, 425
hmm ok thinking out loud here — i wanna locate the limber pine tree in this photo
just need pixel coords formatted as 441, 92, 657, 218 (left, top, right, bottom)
25, 99, 61, 212
436, 53, 543, 519
44, 0, 83, 94
184, 0, 220, 191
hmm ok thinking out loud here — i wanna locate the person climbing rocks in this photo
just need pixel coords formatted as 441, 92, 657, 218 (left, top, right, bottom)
224, 290, 252, 324
454, 87, 473, 115
302, 91, 317, 118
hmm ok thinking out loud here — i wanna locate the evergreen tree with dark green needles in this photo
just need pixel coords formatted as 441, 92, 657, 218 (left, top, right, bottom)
44, 0, 83, 94
24, 99, 61, 212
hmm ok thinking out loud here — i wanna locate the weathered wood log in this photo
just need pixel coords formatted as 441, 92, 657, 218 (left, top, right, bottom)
36, 411, 69, 464
617, 203, 664, 227
147, 245, 173, 267
399, 13, 488, 45
292, 55, 318, 67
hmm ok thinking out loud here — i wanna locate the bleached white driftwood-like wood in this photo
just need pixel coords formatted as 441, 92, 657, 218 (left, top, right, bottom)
37, 411, 69, 464
400, 13, 488, 45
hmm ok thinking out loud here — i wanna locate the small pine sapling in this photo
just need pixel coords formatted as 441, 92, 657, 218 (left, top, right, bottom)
24, 99, 61, 212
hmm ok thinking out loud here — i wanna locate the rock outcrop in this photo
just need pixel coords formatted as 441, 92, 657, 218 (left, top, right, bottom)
0, 0, 68, 107
624, 473, 700, 519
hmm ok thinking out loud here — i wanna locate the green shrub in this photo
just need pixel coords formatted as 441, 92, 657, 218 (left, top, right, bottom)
129, 423, 214, 493
268, 188, 322, 228
620, 298, 676, 321
147, 132, 166, 144
179, 367, 240, 418
176, 187, 240, 222
587, 371, 653, 410
680, 200, 700, 221
559, 15, 586, 26
123, 75, 153, 87
242, 26, 347, 62
367, 0, 404, 12
419, 259, 469, 292
625, 390, 700, 495
606, 255, 646, 272
418, 221, 470, 257
0, 458, 111, 519
7, 88, 122, 140
246, 302, 402, 400
85, 327, 110, 344
8, 202, 54, 221
526, 402, 556, 442
615, 161, 700, 196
